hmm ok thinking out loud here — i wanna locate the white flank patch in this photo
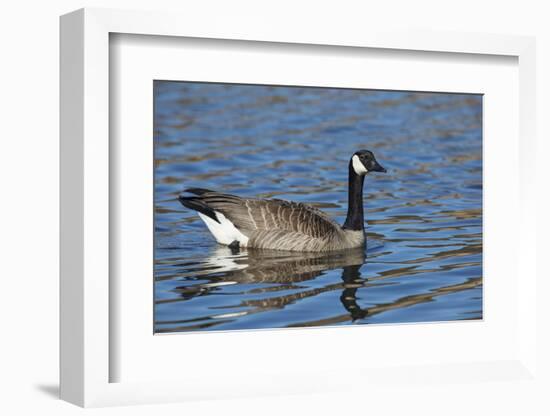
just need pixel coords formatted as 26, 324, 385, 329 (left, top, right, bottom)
352, 154, 368, 175
198, 211, 249, 247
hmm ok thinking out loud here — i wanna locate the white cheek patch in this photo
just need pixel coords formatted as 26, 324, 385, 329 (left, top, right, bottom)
352, 155, 368, 175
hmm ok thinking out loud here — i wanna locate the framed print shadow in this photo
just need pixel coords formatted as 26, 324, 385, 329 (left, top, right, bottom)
153, 81, 483, 334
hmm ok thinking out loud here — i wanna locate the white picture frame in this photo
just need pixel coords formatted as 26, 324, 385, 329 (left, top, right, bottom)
60, 7, 538, 408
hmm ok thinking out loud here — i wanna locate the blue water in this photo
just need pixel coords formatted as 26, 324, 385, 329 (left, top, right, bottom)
154, 81, 482, 333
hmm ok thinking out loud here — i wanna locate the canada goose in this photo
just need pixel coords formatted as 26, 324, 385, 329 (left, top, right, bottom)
178, 149, 386, 252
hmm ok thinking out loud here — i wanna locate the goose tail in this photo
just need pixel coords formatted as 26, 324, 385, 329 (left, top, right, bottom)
178, 194, 220, 223
178, 190, 250, 247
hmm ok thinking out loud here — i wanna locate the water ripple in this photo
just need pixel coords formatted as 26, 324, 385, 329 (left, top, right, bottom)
154, 82, 482, 333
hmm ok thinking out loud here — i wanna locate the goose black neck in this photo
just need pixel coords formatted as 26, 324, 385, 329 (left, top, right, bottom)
342, 162, 365, 231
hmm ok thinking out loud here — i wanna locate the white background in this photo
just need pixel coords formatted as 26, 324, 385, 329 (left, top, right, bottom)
1, 1, 548, 415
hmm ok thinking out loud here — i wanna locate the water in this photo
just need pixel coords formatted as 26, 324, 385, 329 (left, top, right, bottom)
154, 81, 482, 333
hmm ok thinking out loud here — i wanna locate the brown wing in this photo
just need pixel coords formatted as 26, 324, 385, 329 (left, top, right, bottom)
183, 188, 340, 238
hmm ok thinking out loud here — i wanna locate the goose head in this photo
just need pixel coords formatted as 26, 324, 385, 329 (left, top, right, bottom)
351, 149, 387, 176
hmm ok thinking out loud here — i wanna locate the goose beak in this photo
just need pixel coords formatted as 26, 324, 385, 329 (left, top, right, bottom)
371, 161, 387, 173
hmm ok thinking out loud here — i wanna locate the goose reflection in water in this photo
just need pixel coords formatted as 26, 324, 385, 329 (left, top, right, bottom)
170, 246, 367, 317
155, 244, 481, 332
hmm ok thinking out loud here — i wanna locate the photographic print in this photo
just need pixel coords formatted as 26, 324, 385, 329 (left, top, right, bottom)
154, 81, 482, 333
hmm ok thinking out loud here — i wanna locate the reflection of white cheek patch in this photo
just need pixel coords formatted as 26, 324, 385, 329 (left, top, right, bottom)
352, 155, 368, 175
